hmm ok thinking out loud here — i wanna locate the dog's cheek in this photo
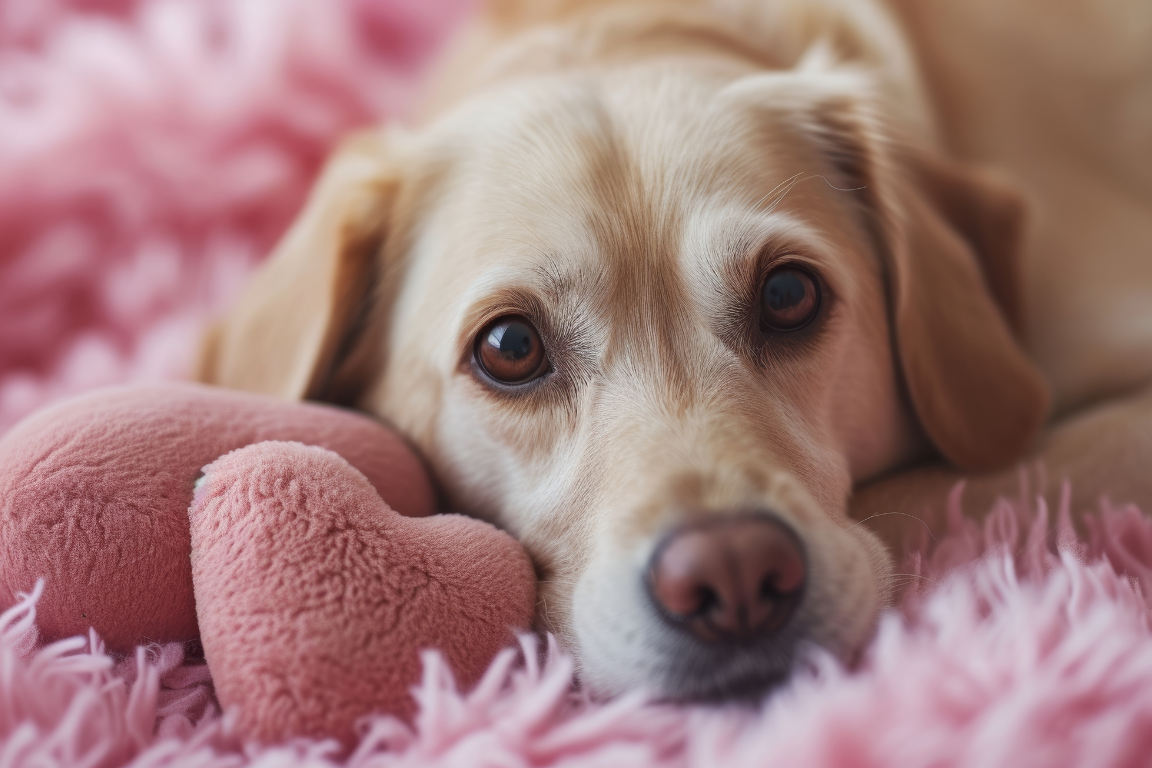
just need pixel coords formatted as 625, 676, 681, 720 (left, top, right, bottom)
429, 395, 516, 521
568, 544, 669, 697
850, 522, 897, 609
802, 523, 892, 659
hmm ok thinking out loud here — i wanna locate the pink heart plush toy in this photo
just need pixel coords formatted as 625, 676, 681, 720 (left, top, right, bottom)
0, 383, 536, 746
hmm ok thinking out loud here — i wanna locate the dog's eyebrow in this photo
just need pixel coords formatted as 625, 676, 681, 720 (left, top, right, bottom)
500, 213, 600, 304
531, 260, 577, 302
528, 258, 606, 305
456, 253, 595, 329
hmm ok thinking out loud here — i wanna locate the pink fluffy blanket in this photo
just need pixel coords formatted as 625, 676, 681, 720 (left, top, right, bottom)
2, 2, 1152, 766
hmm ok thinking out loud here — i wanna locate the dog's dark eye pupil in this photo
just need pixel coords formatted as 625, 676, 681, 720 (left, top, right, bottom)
476, 315, 549, 385
761, 267, 820, 331
489, 321, 534, 359
766, 273, 805, 311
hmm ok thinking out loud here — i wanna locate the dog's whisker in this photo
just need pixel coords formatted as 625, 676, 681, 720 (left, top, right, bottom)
758, 171, 805, 214
849, 511, 938, 542
510, 212, 551, 252
756, 172, 865, 219
801, 172, 867, 193
499, 237, 552, 260
752, 171, 804, 211
889, 572, 934, 582
536, 595, 559, 634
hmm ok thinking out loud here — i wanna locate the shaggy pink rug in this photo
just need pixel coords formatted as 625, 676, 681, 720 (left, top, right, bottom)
4, 493, 1152, 767
0, 0, 470, 432
3, 1, 1152, 766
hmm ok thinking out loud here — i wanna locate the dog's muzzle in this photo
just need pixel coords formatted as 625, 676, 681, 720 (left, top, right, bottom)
644, 511, 809, 698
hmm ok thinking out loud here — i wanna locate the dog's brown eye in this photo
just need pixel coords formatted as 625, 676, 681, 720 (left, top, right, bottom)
760, 267, 820, 331
476, 315, 549, 384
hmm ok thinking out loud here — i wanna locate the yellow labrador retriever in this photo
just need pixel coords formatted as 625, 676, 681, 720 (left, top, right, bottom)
197, 0, 1152, 699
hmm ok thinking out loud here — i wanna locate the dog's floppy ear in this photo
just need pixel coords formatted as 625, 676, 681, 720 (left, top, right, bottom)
732, 65, 1051, 471
803, 87, 1049, 471
197, 132, 402, 405
875, 146, 1049, 470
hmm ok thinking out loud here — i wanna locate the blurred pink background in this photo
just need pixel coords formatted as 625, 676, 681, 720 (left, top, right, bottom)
0, 0, 473, 432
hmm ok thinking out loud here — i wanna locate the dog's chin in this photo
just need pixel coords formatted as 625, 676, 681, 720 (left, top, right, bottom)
646, 615, 814, 703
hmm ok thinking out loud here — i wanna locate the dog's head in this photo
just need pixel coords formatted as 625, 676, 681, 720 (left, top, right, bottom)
200, 57, 1047, 699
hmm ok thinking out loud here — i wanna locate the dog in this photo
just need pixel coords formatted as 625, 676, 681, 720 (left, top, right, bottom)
197, 0, 1152, 700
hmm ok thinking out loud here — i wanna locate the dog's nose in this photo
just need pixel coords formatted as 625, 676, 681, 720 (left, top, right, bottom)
647, 514, 805, 643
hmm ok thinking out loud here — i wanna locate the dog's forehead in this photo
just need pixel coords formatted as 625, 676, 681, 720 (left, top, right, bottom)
429, 64, 833, 319
442, 63, 811, 234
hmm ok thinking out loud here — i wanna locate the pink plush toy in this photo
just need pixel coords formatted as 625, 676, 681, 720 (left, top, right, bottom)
0, 384, 536, 746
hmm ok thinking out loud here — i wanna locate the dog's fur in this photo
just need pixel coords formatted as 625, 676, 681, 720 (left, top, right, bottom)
197, 0, 1152, 698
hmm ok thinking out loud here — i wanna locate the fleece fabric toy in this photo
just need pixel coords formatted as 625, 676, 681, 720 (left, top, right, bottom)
0, 383, 536, 746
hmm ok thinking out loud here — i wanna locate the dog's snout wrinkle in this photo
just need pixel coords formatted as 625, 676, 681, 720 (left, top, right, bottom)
647, 513, 806, 644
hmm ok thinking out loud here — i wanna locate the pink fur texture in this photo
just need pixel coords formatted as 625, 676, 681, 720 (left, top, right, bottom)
0, 0, 471, 433
3, 494, 1151, 767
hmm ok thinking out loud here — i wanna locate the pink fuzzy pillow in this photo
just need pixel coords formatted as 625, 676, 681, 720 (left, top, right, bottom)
0, 383, 536, 745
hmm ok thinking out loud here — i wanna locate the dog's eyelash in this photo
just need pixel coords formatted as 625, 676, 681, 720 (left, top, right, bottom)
712, 246, 834, 368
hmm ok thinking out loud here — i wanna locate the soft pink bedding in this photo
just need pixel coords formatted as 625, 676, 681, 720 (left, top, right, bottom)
5, 492, 1151, 767
0, 0, 469, 433
2, 2, 1151, 766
